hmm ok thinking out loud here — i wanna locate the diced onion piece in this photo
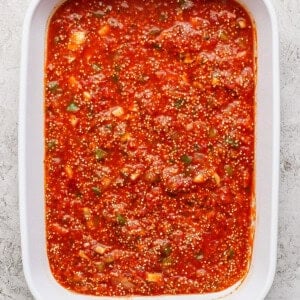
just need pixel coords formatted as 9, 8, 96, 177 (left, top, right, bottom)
66, 55, 76, 63
83, 91, 92, 100
112, 276, 135, 290
212, 172, 221, 186
52, 223, 69, 234
102, 177, 112, 189
185, 123, 193, 131
183, 53, 194, 64
68, 30, 86, 51
111, 106, 124, 117
212, 75, 220, 86
93, 243, 109, 255
98, 24, 110, 36
69, 75, 81, 89
193, 81, 203, 90
103, 254, 115, 264
181, 73, 189, 84
130, 171, 141, 181
146, 272, 162, 282
70, 115, 79, 126
83, 207, 92, 220
65, 165, 73, 178
196, 268, 206, 277
129, 103, 139, 112
237, 18, 247, 29
120, 132, 132, 143
94, 261, 105, 272
144, 170, 160, 183
78, 250, 89, 260
193, 172, 205, 183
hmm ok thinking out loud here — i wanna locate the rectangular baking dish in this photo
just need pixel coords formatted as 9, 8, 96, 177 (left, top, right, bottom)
19, 0, 280, 299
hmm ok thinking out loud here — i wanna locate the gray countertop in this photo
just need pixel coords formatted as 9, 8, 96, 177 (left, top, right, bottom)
0, 0, 299, 299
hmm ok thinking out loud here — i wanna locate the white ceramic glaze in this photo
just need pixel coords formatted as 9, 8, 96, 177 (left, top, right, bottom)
19, 0, 280, 299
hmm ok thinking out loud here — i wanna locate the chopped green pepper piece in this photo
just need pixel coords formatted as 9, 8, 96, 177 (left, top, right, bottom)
116, 214, 126, 225
92, 63, 102, 72
92, 186, 101, 195
95, 148, 107, 161
181, 154, 192, 165
67, 102, 79, 112
174, 98, 185, 108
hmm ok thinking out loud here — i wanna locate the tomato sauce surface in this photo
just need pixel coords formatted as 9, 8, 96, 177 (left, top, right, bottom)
45, 0, 255, 296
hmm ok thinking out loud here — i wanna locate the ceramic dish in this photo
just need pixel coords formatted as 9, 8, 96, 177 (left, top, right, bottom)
19, 0, 279, 299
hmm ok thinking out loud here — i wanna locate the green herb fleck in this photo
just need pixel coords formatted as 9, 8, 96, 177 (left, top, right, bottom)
116, 213, 126, 226
181, 154, 192, 165
47, 139, 58, 150
159, 12, 168, 22
218, 29, 229, 41
153, 43, 162, 50
225, 136, 239, 148
184, 166, 193, 177
195, 251, 204, 260
208, 127, 218, 138
194, 143, 200, 151
95, 148, 107, 161
174, 98, 185, 108
95, 261, 105, 272
161, 245, 172, 257
138, 74, 149, 83
114, 65, 121, 72
47, 81, 59, 92
149, 27, 161, 36
224, 164, 233, 176
161, 256, 173, 267
111, 73, 119, 83
227, 248, 235, 259
92, 10, 106, 18
92, 63, 102, 72
67, 102, 79, 112
54, 36, 61, 44
92, 186, 101, 195
105, 124, 113, 131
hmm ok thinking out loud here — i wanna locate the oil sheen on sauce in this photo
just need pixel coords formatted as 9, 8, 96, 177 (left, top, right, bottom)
45, 0, 255, 296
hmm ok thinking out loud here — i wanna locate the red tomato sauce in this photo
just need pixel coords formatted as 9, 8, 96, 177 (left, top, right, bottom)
45, 0, 255, 296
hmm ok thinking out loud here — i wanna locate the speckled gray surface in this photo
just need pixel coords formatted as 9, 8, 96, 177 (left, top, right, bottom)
0, 0, 299, 299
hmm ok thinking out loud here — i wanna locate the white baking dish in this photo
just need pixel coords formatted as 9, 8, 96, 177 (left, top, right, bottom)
19, 0, 280, 299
